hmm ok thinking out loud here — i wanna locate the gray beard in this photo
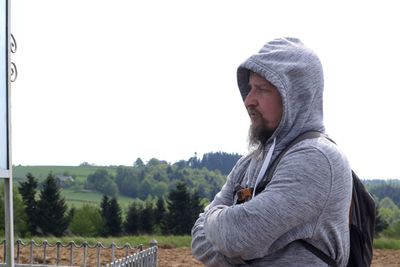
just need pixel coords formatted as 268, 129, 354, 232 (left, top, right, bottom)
248, 122, 275, 152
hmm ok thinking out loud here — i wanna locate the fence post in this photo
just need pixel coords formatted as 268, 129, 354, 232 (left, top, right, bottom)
96, 242, 101, 267
125, 243, 129, 258
69, 241, 74, 266
43, 240, 47, 265
83, 242, 88, 267
149, 240, 157, 248
56, 241, 61, 265
2, 240, 5, 263
16, 239, 21, 264
150, 239, 158, 267
29, 240, 34, 265
111, 242, 115, 263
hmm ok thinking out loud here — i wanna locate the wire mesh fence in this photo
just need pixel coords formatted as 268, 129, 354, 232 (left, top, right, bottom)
0, 239, 157, 267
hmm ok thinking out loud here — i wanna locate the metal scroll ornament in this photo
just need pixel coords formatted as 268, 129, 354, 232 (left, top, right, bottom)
11, 33, 17, 53
10, 62, 17, 82
10, 33, 17, 82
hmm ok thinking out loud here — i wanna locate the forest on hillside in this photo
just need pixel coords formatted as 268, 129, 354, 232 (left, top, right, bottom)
6, 151, 400, 239
33, 152, 242, 201
1, 173, 203, 237
69, 159, 400, 240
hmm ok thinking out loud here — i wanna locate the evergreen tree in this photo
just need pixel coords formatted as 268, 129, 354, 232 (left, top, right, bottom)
18, 173, 39, 235
154, 197, 166, 226
370, 185, 400, 206
165, 182, 193, 234
36, 173, 69, 236
200, 152, 242, 175
124, 202, 142, 235
188, 152, 200, 168
154, 197, 167, 234
134, 157, 145, 168
141, 201, 154, 234
100, 195, 110, 217
190, 190, 203, 224
100, 195, 110, 236
106, 197, 123, 236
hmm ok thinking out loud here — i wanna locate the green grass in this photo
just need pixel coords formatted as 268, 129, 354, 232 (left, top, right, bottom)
12, 165, 118, 182
14, 235, 192, 248
11, 165, 143, 212
374, 237, 400, 249
61, 189, 137, 210
13, 236, 400, 250
13, 165, 134, 210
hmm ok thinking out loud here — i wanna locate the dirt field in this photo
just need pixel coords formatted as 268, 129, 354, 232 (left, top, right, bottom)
159, 248, 400, 267
372, 249, 400, 267
2, 247, 400, 266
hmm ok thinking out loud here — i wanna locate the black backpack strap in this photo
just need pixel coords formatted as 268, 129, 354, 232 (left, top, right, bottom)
299, 240, 338, 267
256, 131, 338, 266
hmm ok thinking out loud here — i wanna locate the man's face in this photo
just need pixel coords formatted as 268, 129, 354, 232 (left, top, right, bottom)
245, 72, 283, 145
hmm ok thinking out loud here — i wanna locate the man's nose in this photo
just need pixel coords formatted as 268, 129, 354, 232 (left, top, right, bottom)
244, 89, 257, 108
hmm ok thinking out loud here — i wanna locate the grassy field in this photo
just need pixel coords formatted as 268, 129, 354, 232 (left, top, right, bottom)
12, 165, 118, 183
373, 237, 400, 249
9, 236, 400, 250
12, 165, 134, 209
61, 189, 138, 210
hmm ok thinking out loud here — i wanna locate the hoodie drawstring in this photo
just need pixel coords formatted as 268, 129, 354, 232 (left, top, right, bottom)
252, 138, 276, 198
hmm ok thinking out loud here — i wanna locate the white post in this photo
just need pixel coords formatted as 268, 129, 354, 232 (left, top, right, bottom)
1, 0, 15, 265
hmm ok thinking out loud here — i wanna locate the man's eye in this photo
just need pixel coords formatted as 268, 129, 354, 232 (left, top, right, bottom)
258, 88, 271, 94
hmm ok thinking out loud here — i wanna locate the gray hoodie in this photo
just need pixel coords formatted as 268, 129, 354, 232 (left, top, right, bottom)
191, 37, 352, 266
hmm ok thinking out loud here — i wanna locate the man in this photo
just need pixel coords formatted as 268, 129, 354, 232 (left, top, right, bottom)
191, 37, 353, 266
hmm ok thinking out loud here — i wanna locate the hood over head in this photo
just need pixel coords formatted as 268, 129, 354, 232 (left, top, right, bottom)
237, 37, 325, 151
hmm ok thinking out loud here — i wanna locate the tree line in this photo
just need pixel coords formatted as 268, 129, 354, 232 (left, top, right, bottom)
5, 153, 400, 239
83, 153, 241, 200
176, 151, 242, 175
4, 173, 203, 237
97, 181, 203, 236
365, 179, 400, 239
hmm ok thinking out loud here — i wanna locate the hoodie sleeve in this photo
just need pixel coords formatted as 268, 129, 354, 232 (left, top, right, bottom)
203, 144, 334, 261
191, 212, 245, 267
191, 157, 251, 266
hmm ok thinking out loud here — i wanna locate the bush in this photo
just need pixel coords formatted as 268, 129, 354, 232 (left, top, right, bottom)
69, 204, 104, 236
383, 221, 400, 239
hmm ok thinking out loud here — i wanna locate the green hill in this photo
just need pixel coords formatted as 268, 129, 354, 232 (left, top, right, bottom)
12, 165, 118, 183
60, 188, 137, 211
12, 165, 130, 209
12, 162, 227, 209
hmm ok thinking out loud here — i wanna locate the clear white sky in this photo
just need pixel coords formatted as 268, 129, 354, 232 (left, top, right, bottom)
10, 0, 400, 179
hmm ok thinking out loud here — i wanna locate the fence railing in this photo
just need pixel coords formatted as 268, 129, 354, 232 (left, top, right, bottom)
105, 246, 157, 267
0, 239, 158, 267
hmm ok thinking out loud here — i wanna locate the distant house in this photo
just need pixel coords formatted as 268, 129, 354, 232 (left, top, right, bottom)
55, 175, 74, 187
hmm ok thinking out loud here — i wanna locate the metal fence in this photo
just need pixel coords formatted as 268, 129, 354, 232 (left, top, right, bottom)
0, 239, 158, 267
104, 246, 157, 267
